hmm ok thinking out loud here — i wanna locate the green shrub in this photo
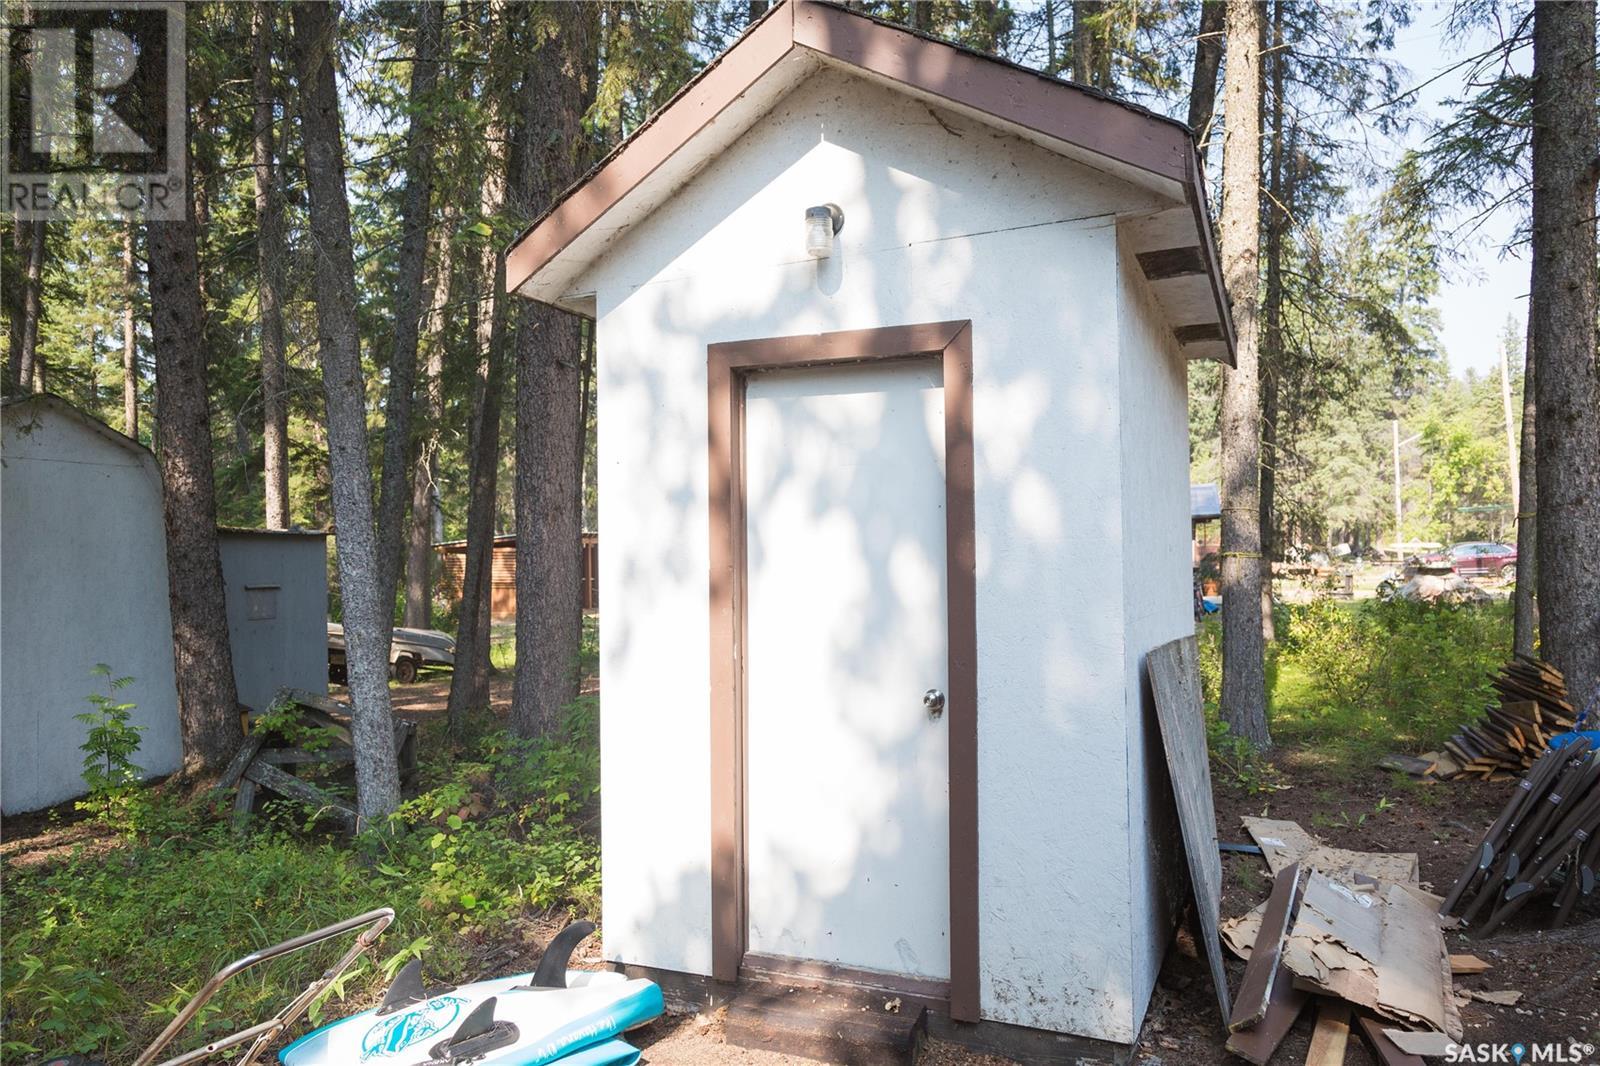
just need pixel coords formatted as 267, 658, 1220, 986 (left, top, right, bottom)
1274, 597, 1506, 760
74, 665, 145, 829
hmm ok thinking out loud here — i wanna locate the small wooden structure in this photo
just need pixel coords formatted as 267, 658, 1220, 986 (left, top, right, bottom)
436, 532, 599, 621
223, 689, 417, 831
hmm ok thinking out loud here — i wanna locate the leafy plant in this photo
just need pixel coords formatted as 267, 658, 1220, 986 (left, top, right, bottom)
1273, 597, 1507, 769
74, 664, 144, 824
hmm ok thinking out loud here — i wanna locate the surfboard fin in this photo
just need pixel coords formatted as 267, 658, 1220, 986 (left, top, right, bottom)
429, 996, 518, 1061
527, 920, 597, 989
453, 997, 498, 1042
377, 958, 427, 1015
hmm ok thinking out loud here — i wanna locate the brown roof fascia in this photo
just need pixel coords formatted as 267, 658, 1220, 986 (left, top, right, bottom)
792, 3, 1189, 184
504, 4, 798, 297
1183, 146, 1237, 365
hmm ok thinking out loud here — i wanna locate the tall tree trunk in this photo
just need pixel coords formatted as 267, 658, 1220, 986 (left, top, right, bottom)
1218, 0, 1268, 749
148, 211, 243, 774
291, 0, 401, 820
253, 3, 292, 529
18, 221, 45, 392
748, 0, 769, 25
511, 3, 599, 740
375, 0, 444, 619
446, 258, 508, 729
912, 1, 934, 33
404, 223, 454, 630
1071, 1, 1096, 85
447, 6, 514, 730
1512, 314, 1537, 658
1257, 0, 1285, 645
122, 225, 139, 438
1530, 0, 1600, 703
1187, 0, 1226, 163
1499, 325, 1520, 517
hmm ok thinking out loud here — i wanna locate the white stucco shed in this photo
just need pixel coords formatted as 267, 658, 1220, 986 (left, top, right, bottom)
506, 1, 1233, 1051
2, 394, 182, 813
2, 395, 335, 814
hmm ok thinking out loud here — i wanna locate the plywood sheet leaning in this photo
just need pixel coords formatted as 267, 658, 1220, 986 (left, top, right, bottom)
1280, 871, 1462, 1041
1147, 634, 1231, 1025
1243, 816, 1420, 884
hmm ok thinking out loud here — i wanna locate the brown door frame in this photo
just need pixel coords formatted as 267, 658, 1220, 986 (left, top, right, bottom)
707, 319, 979, 1022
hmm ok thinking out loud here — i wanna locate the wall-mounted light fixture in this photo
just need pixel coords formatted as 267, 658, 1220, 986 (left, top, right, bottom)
804, 203, 845, 259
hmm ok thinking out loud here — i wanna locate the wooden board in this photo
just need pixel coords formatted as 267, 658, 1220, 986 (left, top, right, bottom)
218, 732, 266, 791
1230, 863, 1303, 1032
1354, 1012, 1425, 1066
1304, 999, 1351, 1066
1147, 635, 1231, 1025
243, 760, 357, 832
1223, 962, 1308, 1065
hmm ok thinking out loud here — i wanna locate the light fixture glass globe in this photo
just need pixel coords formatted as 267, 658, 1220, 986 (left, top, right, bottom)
805, 209, 834, 258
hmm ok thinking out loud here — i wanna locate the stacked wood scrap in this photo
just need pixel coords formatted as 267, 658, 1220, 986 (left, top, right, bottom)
1438, 738, 1600, 934
1438, 657, 1577, 779
222, 688, 419, 832
1221, 862, 1462, 1066
1219, 819, 1463, 1064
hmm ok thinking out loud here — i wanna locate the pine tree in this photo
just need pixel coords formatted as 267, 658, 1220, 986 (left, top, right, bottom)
511, 3, 600, 740
290, 0, 401, 820
1529, 0, 1600, 702
1218, 0, 1268, 749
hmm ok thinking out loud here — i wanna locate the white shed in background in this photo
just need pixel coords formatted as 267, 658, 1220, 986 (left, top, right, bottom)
3, 395, 334, 813
218, 529, 329, 714
504, 0, 1234, 1054
1, 394, 182, 813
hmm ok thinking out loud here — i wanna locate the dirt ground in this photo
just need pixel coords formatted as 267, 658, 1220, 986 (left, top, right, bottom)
378, 674, 1600, 1064
9, 672, 1597, 1064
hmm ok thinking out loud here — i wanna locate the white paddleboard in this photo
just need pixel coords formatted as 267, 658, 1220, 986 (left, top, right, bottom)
278, 969, 662, 1066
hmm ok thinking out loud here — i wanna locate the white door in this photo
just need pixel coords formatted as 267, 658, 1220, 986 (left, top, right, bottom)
743, 359, 950, 981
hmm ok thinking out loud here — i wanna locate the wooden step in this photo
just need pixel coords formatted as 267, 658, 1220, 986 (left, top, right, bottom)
722, 982, 928, 1065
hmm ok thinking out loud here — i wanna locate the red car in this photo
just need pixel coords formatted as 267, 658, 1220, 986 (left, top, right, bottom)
1423, 541, 1518, 579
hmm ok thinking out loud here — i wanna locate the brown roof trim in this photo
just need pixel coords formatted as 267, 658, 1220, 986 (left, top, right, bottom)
504, 3, 1234, 354
1182, 147, 1237, 362
792, 3, 1189, 182
504, 2, 798, 298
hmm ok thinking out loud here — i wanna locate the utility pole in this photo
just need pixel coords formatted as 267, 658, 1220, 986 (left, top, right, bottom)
1499, 331, 1520, 518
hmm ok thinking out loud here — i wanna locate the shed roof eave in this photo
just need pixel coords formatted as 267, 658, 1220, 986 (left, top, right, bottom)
505, 0, 1235, 362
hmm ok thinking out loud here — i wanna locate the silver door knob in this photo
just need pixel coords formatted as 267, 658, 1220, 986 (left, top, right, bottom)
924, 689, 945, 718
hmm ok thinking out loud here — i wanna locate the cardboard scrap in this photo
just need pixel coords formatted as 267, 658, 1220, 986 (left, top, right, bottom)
1449, 954, 1492, 976
1243, 817, 1421, 883
1220, 902, 1265, 960
1220, 875, 1448, 963
1279, 872, 1462, 1041
1383, 1028, 1456, 1057
1465, 989, 1522, 1006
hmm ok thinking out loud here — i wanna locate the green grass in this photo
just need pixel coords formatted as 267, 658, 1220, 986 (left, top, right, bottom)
1, 619, 604, 1064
